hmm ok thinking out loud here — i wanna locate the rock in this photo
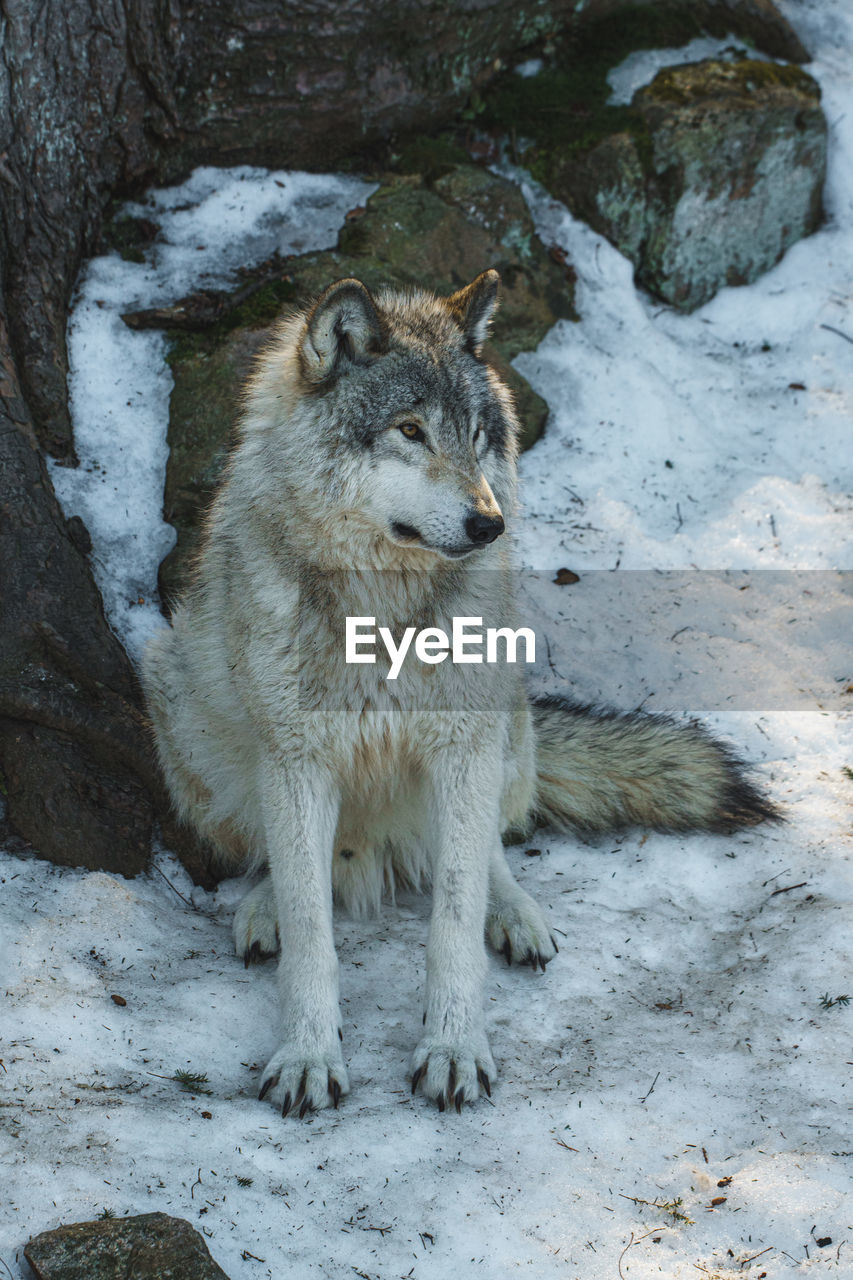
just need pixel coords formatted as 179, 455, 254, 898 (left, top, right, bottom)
24, 1212, 231, 1280
543, 58, 826, 311
156, 166, 578, 606
0, 723, 151, 877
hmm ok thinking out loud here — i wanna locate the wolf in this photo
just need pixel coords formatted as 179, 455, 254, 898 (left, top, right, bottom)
142, 270, 777, 1116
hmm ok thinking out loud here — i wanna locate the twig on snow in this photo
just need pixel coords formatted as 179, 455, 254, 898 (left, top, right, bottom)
618, 1228, 666, 1279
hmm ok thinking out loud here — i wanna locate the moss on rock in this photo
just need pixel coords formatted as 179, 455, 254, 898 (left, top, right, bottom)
644, 56, 820, 106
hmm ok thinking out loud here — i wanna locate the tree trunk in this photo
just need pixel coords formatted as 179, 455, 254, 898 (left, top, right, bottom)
0, 0, 807, 881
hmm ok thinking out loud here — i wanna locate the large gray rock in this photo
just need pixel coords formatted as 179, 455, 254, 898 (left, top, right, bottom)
24, 1213, 231, 1280
548, 58, 826, 310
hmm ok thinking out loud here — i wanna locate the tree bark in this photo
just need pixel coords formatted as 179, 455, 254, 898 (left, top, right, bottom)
0, 0, 808, 881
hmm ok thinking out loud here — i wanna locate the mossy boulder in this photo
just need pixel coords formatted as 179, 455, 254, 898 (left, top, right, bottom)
540, 57, 826, 310
24, 1213, 231, 1279
158, 166, 578, 606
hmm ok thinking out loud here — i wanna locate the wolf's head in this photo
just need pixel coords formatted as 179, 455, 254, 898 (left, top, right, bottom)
242, 271, 520, 570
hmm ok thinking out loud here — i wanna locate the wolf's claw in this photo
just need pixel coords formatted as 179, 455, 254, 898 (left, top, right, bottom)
477, 1066, 492, 1098
243, 939, 277, 968
281, 1091, 292, 1117
258, 1073, 277, 1101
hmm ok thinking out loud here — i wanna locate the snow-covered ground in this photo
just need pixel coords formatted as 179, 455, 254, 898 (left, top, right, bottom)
2, 2, 851, 1276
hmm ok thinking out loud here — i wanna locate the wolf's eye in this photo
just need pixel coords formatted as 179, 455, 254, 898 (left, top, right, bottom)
473, 424, 483, 447
398, 421, 425, 442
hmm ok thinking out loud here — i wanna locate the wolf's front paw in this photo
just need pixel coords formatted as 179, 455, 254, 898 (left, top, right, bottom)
410, 1034, 496, 1112
258, 1044, 349, 1117
486, 886, 557, 971
234, 877, 280, 967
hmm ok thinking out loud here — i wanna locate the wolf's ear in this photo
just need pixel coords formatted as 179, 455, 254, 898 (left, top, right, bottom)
447, 269, 500, 355
299, 279, 387, 384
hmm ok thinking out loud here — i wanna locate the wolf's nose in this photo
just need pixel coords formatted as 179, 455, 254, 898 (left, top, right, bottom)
466, 512, 505, 545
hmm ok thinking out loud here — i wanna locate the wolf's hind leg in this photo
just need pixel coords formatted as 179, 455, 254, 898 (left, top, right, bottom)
486, 847, 557, 972
234, 875, 280, 967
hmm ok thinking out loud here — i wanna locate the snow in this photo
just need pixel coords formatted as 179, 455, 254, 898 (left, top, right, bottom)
3, 3, 852, 1278
516, 58, 545, 79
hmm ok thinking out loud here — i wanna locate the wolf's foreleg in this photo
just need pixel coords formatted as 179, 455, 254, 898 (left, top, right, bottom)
411, 745, 500, 1110
256, 761, 349, 1115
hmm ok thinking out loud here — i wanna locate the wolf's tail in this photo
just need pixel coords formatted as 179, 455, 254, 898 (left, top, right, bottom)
530, 696, 780, 835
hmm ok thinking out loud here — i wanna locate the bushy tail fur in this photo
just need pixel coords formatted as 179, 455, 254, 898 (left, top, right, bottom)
531, 696, 780, 835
